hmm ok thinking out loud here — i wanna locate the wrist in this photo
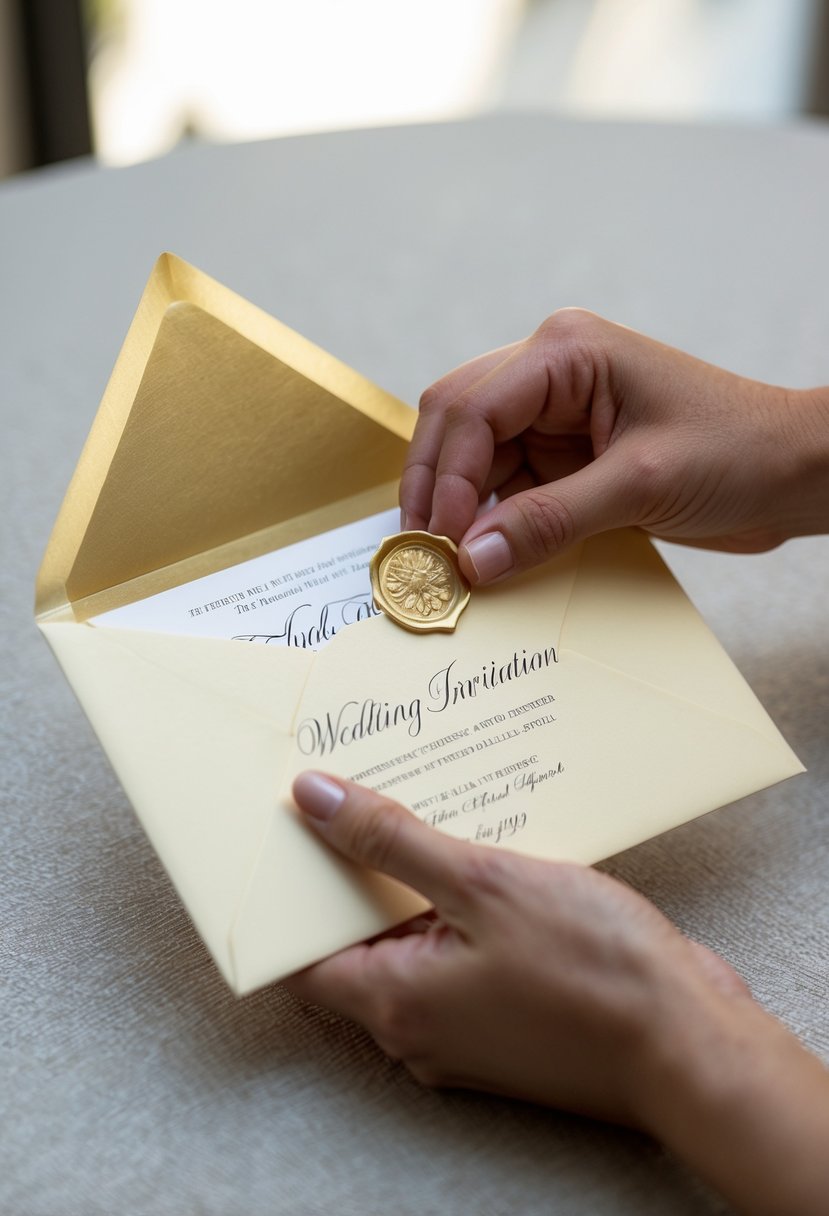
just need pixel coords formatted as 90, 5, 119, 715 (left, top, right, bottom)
636, 980, 768, 1139
775, 386, 829, 538
635, 974, 829, 1214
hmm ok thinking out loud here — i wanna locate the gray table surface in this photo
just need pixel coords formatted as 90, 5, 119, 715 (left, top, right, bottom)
1, 114, 827, 1216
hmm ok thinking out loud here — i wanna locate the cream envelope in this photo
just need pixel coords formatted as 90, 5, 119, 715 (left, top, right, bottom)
37, 255, 804, 996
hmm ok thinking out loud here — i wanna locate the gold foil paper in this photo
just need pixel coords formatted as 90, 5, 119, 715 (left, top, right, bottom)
35, 254, 415, 621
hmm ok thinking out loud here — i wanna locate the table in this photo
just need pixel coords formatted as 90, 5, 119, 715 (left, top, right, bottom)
1, 114, 827, 1216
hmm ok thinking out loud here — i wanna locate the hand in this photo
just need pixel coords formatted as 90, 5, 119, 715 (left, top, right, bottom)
286, 773, 829, 1216
285, 772, 748, 1121
400, 310, 829, 584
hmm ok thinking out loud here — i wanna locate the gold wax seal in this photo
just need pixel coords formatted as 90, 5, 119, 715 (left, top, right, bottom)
370, 531, 471, 633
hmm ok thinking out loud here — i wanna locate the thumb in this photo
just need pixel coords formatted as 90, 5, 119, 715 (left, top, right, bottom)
459, 446, 639, 584
292, 772, 468, 915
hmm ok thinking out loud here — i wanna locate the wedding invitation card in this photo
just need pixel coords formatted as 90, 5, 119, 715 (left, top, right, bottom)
90, 508, 399, 648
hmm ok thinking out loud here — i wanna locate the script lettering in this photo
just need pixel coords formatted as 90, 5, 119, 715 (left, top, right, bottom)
427, 647, 558, 713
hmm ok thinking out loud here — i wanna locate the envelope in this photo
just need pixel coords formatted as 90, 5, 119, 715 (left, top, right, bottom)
37, 254, 804, 996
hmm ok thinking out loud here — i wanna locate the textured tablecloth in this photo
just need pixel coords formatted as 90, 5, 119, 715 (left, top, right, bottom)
1, 114, 827, 1216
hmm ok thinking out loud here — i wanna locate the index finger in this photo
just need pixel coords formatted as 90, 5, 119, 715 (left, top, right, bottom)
400, 342, 521, 532
428, 342, 551, 539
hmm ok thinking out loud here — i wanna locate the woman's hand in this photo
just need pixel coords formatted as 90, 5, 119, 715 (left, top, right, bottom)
285, 772, 748, 1121
400, 310, 829, 584
285, 773, 829, 1216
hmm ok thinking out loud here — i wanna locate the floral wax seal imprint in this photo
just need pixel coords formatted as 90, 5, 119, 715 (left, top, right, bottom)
370, 531, 471, 633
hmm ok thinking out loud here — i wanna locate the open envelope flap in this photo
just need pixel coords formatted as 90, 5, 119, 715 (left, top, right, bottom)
39, 620, 314, 989
36, 254, 415, 618
560, 530, 802, 747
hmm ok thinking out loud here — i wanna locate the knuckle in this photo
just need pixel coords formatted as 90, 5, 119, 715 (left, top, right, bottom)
512, 490, 576, 558
398, 463, 419, 491
400, 458, 434, 487
623, 445, 674, 512
456, 847, 512, 901
418, 386, 443, 414
531, 309, 606, 405
372, 991, 421, 1060
534, 306, 600, 347
443, 393, 481, 429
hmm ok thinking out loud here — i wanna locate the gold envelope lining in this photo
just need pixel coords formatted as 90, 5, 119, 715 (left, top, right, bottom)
66, 303, 411, 605
69, 479, 401, 622
36, 253, 417, 618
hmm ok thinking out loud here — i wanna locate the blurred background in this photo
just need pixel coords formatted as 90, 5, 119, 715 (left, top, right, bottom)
1, 0, 828, 181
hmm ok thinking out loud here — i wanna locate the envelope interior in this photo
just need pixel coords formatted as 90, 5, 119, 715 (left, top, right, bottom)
36, 254, 415, 622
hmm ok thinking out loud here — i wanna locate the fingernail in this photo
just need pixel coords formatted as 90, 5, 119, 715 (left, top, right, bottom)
400, 508, 408, 530
463, 532, 513, 583
293, 772, 346, 820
